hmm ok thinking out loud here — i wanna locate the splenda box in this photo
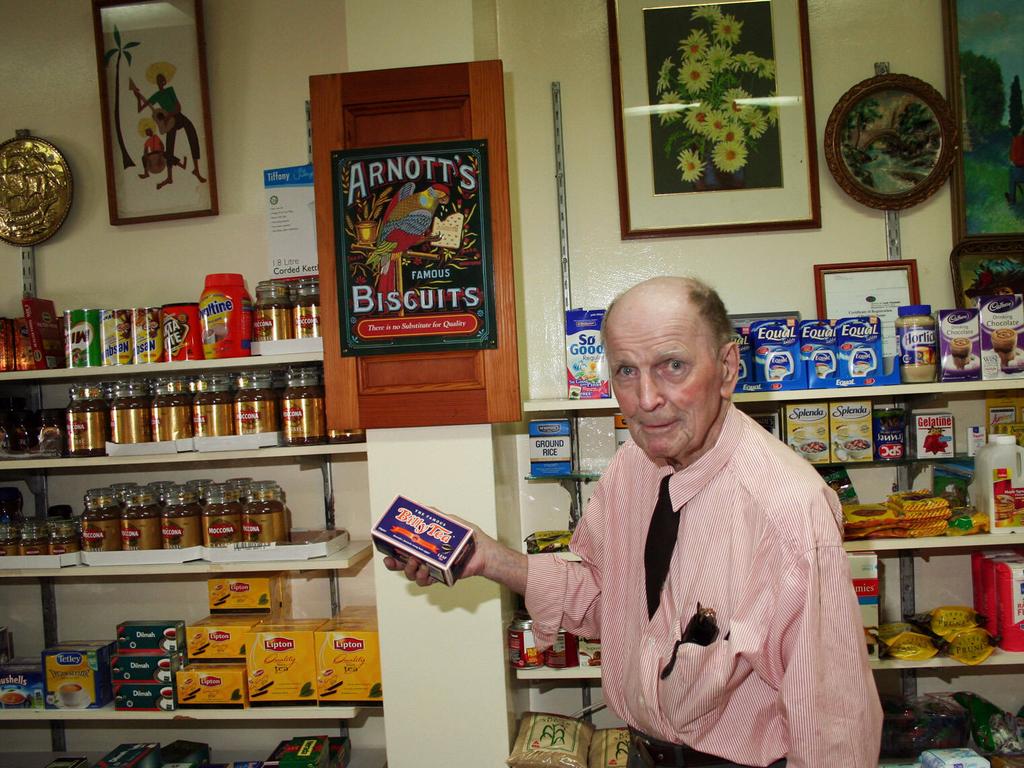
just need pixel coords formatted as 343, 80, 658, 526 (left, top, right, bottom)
372, 496, 475, 586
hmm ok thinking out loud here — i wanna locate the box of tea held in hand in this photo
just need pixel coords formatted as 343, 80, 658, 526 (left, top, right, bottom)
43, 640, 115, 709
372, 495, 476, 586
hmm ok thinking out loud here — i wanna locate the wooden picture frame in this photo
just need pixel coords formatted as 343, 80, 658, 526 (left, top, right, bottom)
607, 0, 820, 239
92, 0, 217, 225
944, 0, 1024, 240
950, 236, 1024, 308
813, 259, 921, 320
823, 73, 957, 211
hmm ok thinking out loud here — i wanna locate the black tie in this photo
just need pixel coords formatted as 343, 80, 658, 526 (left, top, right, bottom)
644, 474, 679, 620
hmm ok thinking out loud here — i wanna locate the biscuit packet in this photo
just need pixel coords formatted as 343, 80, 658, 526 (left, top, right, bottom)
910, 606, 987, 639
507, 712, 594, 768
588, 728, 630, 768
875, 623, 939, 661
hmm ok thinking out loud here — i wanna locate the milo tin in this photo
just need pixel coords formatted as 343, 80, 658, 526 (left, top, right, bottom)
507, 614, 542, 669
100, 309, 133, 366
132, 307, 164, 364
65, 309, 102, 367
873, 404, 907, 461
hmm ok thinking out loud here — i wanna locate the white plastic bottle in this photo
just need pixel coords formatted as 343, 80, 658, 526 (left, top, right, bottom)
971, 433, 1024, 534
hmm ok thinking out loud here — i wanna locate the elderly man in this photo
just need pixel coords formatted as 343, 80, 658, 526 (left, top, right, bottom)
386, 276, 882, 768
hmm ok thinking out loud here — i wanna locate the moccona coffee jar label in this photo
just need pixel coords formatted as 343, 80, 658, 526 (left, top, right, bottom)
110, 379, 153, 444
193, 373, 235, 437
281, 366, 326, 445
233, 370, 279, 435
66, 384, 108, 457
161, 486, 203, 549
121, 490, 162, 551
152, 376, 194, 441
81, 488, 122, 552
202, 485, 243, 547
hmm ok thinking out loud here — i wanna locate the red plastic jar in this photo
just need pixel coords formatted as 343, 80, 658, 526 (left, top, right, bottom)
199, 274, 253, 359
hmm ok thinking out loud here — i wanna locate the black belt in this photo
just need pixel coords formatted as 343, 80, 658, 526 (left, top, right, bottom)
628, 728, 724, 767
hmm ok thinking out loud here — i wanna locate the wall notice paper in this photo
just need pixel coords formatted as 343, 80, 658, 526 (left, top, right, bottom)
264, 164, 318, 279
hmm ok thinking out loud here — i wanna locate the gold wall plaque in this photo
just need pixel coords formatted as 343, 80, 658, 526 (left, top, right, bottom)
0, 134, 73, 246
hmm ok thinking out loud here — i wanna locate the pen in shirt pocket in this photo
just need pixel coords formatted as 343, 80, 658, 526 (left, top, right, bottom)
659, 602, 725, 679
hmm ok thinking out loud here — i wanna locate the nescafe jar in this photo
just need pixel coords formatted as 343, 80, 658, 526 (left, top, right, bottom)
234, 370, 279, 435
292, 278, 321, 339
281, 366, 326, 445
152, 376, 194, 441
242, 481, 287, 544
254, 281, 293, 342
193, 373, 235, 437
202, 484, 242, 547
121, 490, 162, 551
81, 488, 122, 552
110, 379, 153, 444
161, 485, 203, 549
66, 384, 109, 456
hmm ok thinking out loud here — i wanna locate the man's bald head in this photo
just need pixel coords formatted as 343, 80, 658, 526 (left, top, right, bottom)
603, 276, 733, 352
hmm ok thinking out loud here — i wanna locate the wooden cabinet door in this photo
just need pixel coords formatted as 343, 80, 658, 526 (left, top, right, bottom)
310, 61, 521, 430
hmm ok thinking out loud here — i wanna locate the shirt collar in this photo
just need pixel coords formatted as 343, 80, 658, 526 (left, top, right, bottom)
661, 403, 742, 511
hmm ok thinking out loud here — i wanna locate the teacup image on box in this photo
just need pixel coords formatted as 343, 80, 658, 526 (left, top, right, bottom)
0, 658, 45, 709
372, 495, 476, 586
785, 403, 829, 464
116, 620, 185, 654
43, 641, 115, 709
829, 400, 873, 463
938, 308, 980, 382
979, 294, 1024, 380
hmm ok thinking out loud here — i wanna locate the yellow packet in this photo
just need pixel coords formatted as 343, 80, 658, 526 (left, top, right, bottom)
916, 606, 984, 639
524, 530, 572, 554
943, 627, 996, 665
875, 623, 938, 661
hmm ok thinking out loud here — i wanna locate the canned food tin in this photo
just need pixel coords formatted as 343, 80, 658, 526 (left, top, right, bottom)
161, 303, 203, 361
544, 629, 579, 669
507, 614, 542, 669
65, 309, 102, 367
100, 309, 133, 366
132, 307, 164, 363
873, 405, 907, 462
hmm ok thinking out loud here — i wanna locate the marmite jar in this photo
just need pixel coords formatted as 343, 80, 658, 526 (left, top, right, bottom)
152, 376, 194, 441
121, 490, 162, 551
110, 379, 153, 444
66, 384, 108, 457
193, 373, 235, 437
292, 278, 321, 339
234, 370, 279, 435
281, 366, 326, 446
48, 518, 80, 555
81, 488, 122, 552
202, 484, 243, 547
19, 520, 48, 556
161, 485, 203, 549
254, 280, 293, 342
0, 522, 20, 556
242, 481, 287, 544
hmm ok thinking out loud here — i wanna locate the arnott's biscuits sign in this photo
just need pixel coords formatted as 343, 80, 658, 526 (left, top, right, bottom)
331, 140, 497, 355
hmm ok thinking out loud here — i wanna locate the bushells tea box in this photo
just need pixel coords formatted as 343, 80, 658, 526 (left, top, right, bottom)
979, 294, 1024, 380
938, 308, 981, 382
565, 309, 609, 399
0, 657, 44, 708
372, 495, 475, 586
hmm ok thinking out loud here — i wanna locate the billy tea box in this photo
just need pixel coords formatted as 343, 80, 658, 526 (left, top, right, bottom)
979, 294, 1024, 380
529, 419, 572, 477
246, 619, 325, 706
43, 640, 115, 709
372, 495, 476, 586
938, 308, 981, 382
315, 606, 382, 705
175, 663, 248, 708
565, 309, 609, 399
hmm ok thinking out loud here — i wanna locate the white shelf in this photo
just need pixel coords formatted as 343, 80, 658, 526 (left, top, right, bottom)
523, 378, 1024, 412
516, 665, 602, 680
843, 531, 1024, 553
0, 541, 371, 578
0, 701, 377, 720
0, 351, 324, 384
0, 442, 365, 471
0, 749, 386, 768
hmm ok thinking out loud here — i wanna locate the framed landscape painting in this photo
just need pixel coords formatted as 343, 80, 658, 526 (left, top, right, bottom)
944, 0, 1024, 239
608, 0, 820, 238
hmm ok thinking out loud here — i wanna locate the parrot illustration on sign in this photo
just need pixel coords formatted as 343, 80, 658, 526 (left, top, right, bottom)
367, 182, 450, 297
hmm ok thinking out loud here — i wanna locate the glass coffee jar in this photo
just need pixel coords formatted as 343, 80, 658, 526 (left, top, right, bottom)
110, 482, 139, 507
281, 366, 326, 446
37, 409, 66, 456
66, 384, 109, 457
0, 522, 20, 556
254, 280, 293, 342
193, 373, 235, 437
185, 478, 216, 502
19, 520, 49, 556
81, 488, 122, 552
110, 379, 153, 444
152, 376, 194, 441
121, 490, 162, 551
292, 278, 321, 339
202, 484, 243, 547
146, 480, 176, 506
161, 485, 203, 549
234, 370, 279, 435
242, 481, 287, 544
48, 519, 80, 555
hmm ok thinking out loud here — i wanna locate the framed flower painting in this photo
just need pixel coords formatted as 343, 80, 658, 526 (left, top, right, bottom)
607, 0, 820, 238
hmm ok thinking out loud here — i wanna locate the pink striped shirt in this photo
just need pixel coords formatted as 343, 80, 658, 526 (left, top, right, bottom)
525, 405, 882, 768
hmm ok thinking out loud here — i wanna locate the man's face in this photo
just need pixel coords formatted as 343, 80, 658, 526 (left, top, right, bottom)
156, 74, 166, 88
605, 293, 737, 468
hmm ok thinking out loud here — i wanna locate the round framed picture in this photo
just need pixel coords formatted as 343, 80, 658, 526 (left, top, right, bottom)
824, 73, 957, 211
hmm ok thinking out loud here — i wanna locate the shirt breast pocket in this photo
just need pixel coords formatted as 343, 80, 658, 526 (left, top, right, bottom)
657, 638, 735, 728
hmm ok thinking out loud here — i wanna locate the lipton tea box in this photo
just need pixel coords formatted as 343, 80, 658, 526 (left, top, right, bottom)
316, 607, 382, 704
207, 576, 287, 614
246, 619, 325, 706
43, 641, 115, 709
175, 664, 248, 708
186, 614, 266, 663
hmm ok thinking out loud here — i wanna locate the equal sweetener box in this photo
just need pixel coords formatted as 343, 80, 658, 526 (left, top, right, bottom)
749, 319, 804, 386
733, 325, 752, 386
938, 308, 981, 382
835, 316, 883, 386
979, 294, 1024, 380
372, 496, 476, 586
565, 309, 609, 399
799, 319, 838, 388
